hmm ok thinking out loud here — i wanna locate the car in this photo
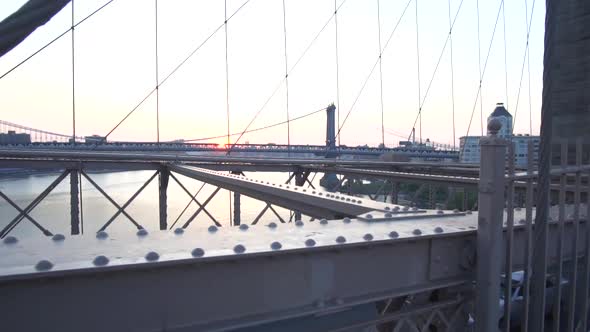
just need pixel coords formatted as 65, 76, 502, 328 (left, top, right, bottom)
498, 271, 568, 328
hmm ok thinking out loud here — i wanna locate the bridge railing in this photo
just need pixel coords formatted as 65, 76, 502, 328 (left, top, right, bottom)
476, 121, 589, 331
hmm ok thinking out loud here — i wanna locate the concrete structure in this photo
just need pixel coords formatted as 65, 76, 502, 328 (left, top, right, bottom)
0, 130, 30, 145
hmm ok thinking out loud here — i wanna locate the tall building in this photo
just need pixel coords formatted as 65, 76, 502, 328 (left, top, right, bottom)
487, 103, 512, 138
460, 104, 539, 168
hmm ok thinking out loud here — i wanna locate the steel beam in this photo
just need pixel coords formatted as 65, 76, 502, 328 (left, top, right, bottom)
159, 168, 170, 230
70, 169, 80, 235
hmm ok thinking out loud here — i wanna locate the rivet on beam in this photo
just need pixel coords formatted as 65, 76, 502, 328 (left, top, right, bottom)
174, 228, 184, 235
137, 229, 148, 237
145, 251, 160, 261
239, 224, 249, 231
96, 231, 108, 239
208, 225, 218, 233
389, 231, 399, 238
434, 227, 444, 233
93, 255, 109, 266
3, 236, 18, 244
234, 244, 246, 254
343, 217, 351, 224
52, 234, 65, 242
363, 233, 374, 241
35, 260, 53, 271
320, 219, 328, 225
336, 236, 346, 244
413, 229, 422, 235
305, 239, 316, 247
295, 220, 304, 227
270, 241, 282, 250
268, 222, 277, 229
191, 248, 205, 257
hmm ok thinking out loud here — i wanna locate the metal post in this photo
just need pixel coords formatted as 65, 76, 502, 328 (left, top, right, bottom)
294, 170, 306, 221
233, 191, 241, 226
158, 167, 169, 230
70, 169, 80, 235
462, 188, 468, 211
391, 182, 399, 204
475, 119, 506, 332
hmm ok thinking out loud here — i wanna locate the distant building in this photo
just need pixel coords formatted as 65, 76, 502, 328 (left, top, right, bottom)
460, 104, 539, 168
0, 130, 31, 145
85, 135, 106, 144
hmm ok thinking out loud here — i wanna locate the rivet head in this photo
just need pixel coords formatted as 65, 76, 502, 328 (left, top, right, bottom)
145, 251, 160, 261
403, 206, 409, 211
336, 236, 346, 244
434, 227, 444, 233
413, 229, 422, 235
239, 224, 249, 231
270, 241, 282, 250
234, 244, 246, 254
96, 231, 108, 239
393, 206, 400, 211
191, 248, 205, 257
93, 255, 109, 266
137, 229, 148, 237
385, 206, 391, 211
389, 231, 399, 238
343, 217, 351, 224
365, 214, 373, 219
437, 210, 444, 215
35, 260, 53, 271
268, 222, 277, 228
295, 220, 304, 227
52, 234, 65, 242
357, 200, 363, 204
384, 212, 393, 218
3, 236, 18, 244
363, 233, 373, 241
208, 225, 218, 233
320, 219, 328, 225
305, 239, 316, 247
174, 228, 184, 235
453, 209, 460, 213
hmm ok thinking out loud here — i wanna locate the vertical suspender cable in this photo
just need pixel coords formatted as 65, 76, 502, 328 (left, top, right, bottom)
281, 0, 290, 151
448, 0, 456, 150
224, 0, 232, 224
376, 0, 385, 147
525, 0, 533, 135
224, 0, 230, 148
476, 0, 483, 136
155, 0, 160, 143
334, 0, 341, 146
415, 0, 422, 144
502, 0, 509, 111
71, 0, 76, 144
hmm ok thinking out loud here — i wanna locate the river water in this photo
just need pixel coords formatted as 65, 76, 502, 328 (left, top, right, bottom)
0, 170, 328, 240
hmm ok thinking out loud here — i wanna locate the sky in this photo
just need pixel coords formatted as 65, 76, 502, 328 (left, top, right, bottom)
0, 0, 545, 147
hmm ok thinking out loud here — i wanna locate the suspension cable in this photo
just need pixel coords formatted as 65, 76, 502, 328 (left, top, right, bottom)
336, 0, 413, 141
415, 0, 422, 144
71, 0, 76, 144
463, 0, 504, 148
476, 0, 483, 135
182, 106, 326, 143
0, 0, 116, 81
281, 0, 290, 150
406, 0, 465, 140
155, 0, 160, 144
448, 0, 456, 150
334, 0, 341, 146
376, 0, 385, 147
101, 0, 251, 142
512, 0, 537, 133
227, 0, 348, 153
502, 1, 509, 111
224, 0, 231, 149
